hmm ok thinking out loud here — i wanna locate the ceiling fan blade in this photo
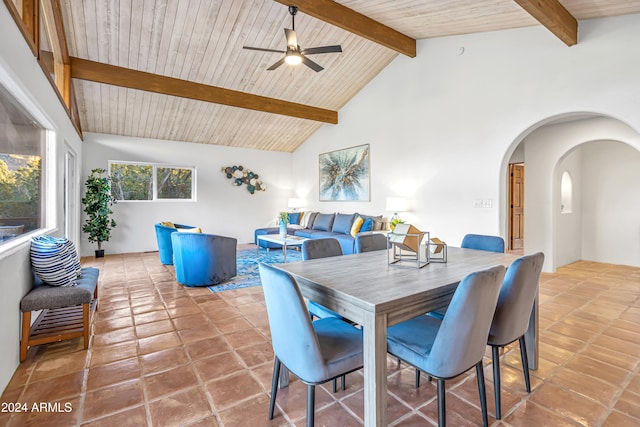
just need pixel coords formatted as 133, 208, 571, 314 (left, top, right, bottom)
266, 57, 286, 71
300, 54, 324, 72
284, 28, 298, 50
300, 45, 342, 55
243, 46, 285, 54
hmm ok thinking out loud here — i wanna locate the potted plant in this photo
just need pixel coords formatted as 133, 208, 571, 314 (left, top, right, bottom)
82, 168, 117, 257
278, 211, 289, 238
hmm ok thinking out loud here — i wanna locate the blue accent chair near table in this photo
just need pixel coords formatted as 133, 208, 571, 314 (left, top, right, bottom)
171, 232, 237, 286
489, 252, 544, 419
461, 233, 505, 253
386, 265, 506, 427
259, 263, 363, 427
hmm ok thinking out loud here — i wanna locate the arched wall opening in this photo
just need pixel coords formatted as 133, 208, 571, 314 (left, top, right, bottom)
500, 114, 640, 272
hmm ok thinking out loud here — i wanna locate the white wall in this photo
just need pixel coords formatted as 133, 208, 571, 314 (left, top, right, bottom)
581, 141, 640, 266
292, 14, 640, 272
81, 133, 293, 256
555, 148, 582, 267
0, 3, 84, 392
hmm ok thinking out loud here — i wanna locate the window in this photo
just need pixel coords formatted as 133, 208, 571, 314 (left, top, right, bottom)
560, 171, 573, 213
109, 161, 195, 201
0, 83, 47, 243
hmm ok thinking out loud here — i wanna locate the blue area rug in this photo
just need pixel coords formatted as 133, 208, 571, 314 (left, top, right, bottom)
207, 247, 302, 293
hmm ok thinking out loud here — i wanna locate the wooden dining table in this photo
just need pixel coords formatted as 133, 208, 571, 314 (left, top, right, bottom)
276, 246, 536, 427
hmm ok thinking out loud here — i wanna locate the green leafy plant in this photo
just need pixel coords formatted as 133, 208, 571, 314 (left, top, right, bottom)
390, 218, 405, 230
82, 168, 117, 251
278, 211, 289, 224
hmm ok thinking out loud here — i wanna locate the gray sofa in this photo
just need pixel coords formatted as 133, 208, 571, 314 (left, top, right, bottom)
254, 212, 385, 255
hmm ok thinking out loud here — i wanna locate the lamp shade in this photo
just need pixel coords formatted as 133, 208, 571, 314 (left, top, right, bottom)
287, 198, 304, 209
385, 197, 408, 213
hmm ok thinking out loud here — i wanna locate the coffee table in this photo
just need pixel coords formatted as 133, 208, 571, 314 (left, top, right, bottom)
257, 234, 308, 262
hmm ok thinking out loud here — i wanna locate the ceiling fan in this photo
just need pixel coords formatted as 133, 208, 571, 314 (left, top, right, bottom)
243, 5, 342, 72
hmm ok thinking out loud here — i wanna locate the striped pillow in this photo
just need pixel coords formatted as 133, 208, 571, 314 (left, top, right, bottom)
30, 236, 81, 287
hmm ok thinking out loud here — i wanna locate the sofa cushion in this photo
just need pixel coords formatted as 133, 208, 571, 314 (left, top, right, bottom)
304, 212, 319, 229
358, 214, 384, 231
288, 212, 302, 225
332, 213, 355, 235
312, 213, 335, 231
351, 216, 364, 237
360, 218, 374, 232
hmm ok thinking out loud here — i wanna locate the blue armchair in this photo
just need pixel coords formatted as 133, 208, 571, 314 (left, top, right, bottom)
171, 232, 237, 287
154, 222, 197, 264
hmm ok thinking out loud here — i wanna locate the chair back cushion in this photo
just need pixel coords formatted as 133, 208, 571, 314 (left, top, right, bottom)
425, 265, 505, 378
171, 233, 237, 286
302, 238, 343, 260
355, 233, 388, 253
461, 234, 505, 253
259, 263, 325, 374
488, 252, 545, 346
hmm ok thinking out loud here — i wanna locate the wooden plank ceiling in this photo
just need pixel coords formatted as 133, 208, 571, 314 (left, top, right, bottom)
60, 0, 640, 153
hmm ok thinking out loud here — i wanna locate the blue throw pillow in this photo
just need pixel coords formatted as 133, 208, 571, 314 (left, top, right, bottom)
30, 235, 81, 287
360, 218, 374, 232
312, 213, 335, 231
288, 212, 302, 225
332, 213, 355, 235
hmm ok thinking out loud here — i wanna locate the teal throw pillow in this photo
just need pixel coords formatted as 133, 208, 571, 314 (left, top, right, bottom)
360, 218, 374, 232
288, 212, 302, 225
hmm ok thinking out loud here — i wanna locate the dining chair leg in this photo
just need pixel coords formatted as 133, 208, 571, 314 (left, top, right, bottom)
307, 384, 315, 427
437, 378, 446, 427
269, 358, 281, 419
519, 336, 531, 392
332, 378, 337, 393
415, 368, 421, 388
476, 362, 489, 427
492, 345, 502, 419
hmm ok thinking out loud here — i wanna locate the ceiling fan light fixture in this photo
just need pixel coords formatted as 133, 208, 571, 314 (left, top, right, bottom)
284, 52, 302, 65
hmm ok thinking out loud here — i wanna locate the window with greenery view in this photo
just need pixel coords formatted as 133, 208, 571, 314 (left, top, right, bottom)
0, 83, 46, 243
109, 162, 194, 201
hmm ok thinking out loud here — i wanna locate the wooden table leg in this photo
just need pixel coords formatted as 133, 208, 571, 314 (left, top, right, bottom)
363, 311, 387, 427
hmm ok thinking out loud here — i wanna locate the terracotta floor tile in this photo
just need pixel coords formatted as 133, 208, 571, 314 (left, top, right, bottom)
549, 368, 620, 406
133, 309, 170, 325
204, 307, 242, 322
86, 357, 140, 391
214, 316, 254, 334
139, 347, 190, 375
93, 316, 135, 334
134, 319, 175, 339
529, 383, 608, 426
205, 371, 264, 411
193, 352, 245, 382
418, 391, 492, 426
82, 379, 144, 422
148, 387, 213, 427
504, 401, 582, 426
341, 389, 411, 424
178, 323, 220, 343
565, 354, 631, 386
172, 313, 211, 330
217, 393, 289, 427
137, 331, 181, 355
234, 341, 274, 368
223, 328, 267, 349
80, 405, 147, 426
89, 341, 138, 367
143, 364, 199, 400
22, 370, 85, 402
29, 351, 88, 382
92, 327, 137, 347
613, 389, 640, 420
602, 410, 640, 427
186, 336, 231, 361
8, 395, 81, 427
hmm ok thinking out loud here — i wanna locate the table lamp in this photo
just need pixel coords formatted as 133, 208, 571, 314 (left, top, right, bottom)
287, 198, 304, 211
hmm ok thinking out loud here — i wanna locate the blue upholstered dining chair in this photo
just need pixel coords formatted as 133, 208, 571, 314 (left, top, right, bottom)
461, 233, 505, 253
154, 222, 198, 264
354, 233, 389, 253
387, 265, 506, 427
259, 263, 363, 427
171, 232, 237, 286
489, 252, 544, 419
301, 239, 344, 320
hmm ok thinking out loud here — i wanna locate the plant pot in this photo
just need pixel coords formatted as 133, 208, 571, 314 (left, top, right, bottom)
95, 249, 105, 258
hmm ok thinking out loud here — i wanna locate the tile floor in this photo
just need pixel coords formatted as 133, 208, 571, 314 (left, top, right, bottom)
1, 247, 639, 426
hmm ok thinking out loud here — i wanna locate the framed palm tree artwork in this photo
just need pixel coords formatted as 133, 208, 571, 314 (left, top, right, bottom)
319, 144, 370, 201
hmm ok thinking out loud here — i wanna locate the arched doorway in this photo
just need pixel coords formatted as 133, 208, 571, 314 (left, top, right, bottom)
500, 114, 640, 272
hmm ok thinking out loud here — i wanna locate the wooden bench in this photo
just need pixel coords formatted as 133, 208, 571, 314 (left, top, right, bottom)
19, 267, 99, 361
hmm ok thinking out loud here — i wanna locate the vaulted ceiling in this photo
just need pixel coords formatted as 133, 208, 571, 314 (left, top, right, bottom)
59, 1, 640, 153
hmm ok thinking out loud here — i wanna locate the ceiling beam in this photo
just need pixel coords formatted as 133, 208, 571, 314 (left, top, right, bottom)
274, 0, 416, 58
70, 57, 338, 124
514, 0, 578, 46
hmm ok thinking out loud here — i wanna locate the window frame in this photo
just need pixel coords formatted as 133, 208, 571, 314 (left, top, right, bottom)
108, 160, 196, 202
